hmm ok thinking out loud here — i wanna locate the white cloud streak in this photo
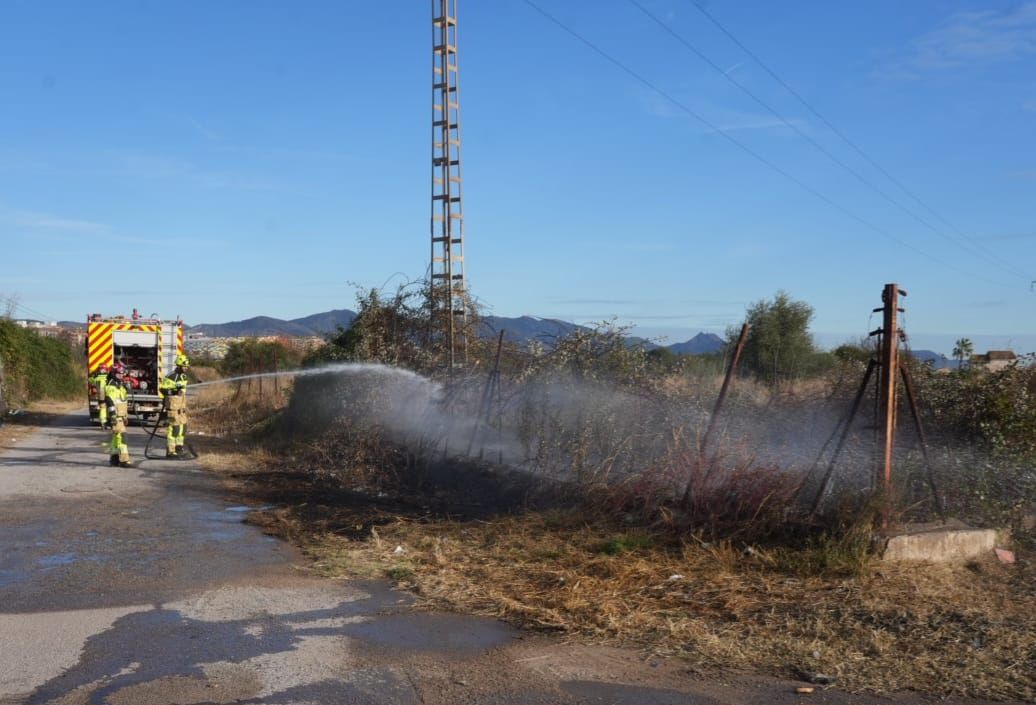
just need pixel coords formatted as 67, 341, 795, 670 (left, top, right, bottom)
891, 2, 1036, 75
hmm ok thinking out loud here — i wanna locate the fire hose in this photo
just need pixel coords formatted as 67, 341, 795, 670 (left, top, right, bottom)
142, 403, 199, 461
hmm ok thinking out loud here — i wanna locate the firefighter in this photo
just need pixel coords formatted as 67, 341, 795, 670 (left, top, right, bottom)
91, 364, 109, 427
105, 363, 132, 467
159, 353, 190, 458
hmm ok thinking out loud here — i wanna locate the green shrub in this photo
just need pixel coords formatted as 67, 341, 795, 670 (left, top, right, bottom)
0, 319, 83, 403
915, 356, 1036, 460
599, 533, 655, 555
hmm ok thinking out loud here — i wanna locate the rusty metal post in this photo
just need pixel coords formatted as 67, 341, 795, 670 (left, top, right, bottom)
809, 359, 877, 516
899, 362, 946, 522
681, 323, 749, 509
878, 284, 903, 523
466, 329, 504, 455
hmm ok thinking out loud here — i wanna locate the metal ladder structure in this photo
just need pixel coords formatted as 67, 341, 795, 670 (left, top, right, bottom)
431, 0, 467, 370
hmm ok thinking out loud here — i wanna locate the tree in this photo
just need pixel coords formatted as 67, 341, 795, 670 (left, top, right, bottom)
733, 291, 819, 386
953, 337, 974, 371
221, 338, 302, 377
309, 286, 430, 369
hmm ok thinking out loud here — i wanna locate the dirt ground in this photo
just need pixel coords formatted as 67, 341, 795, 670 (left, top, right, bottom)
0, 400, 84, 449
193, 438, 1036, 702
12, 406, 1026, 704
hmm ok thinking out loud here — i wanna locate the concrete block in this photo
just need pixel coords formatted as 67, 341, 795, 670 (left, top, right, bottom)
879, 523, 998, 563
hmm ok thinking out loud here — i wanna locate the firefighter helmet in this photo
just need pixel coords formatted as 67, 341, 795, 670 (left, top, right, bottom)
176, 353, 190, 368
97, 364, 109, 374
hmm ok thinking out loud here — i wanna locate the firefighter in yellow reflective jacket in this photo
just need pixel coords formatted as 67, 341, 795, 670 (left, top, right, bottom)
91, 364, 109, 427
105, 363, 132, 467
159, 353, 190, 458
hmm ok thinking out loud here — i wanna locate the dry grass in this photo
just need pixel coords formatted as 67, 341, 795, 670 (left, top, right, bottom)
188, 359, 1036, 700
240, 497, 1036, 700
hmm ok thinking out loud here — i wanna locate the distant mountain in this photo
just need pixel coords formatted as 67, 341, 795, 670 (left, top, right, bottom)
58, 321, 87, 330
480, 316, 586, 345
186, 310, 726, 357
908, 349, 958, 370
190, 316, 317, 338
289, 309, 357, 334
668, 332, 725, 355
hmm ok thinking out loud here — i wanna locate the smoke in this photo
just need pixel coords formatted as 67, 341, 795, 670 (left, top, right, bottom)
197, 363, 957, 514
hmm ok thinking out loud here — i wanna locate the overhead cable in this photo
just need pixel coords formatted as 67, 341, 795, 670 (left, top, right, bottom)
681, 0, 1031, 281
520, 0, 1013, 290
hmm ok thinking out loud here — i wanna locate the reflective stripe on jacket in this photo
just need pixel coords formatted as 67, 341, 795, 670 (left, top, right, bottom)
159, 370, 188, 397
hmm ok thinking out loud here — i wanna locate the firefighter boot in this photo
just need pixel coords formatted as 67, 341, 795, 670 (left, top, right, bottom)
109, 454, 120, 467
175, 444, 186, 459
119, 447, 132, 468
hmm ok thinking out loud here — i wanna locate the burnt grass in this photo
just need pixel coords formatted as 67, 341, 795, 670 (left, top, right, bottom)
187, 427, 1036, 701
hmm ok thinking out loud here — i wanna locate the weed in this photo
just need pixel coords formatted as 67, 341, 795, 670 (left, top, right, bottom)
599, 533, 654, 555
386, 564, 415, 582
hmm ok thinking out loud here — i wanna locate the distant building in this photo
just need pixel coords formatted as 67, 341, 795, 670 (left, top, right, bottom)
10, 319, 85, 344
971, 350, 1017, 372
185, 337, 242, 361
185, 335, 325, 361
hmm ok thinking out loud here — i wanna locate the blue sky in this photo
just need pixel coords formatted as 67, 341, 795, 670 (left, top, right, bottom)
1, 1, 1033, 355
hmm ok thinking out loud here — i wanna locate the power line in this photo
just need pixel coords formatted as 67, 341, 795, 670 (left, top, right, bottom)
681, 0, 1032, 282
0, 297, 58, 323
520, 0, 1013, 290
627, 0, 1031, 284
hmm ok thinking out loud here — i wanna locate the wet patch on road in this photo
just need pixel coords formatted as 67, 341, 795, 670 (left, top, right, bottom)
561, 679, 720, 704
343, 612, 517, 654
0, 493, 295, 612
20, 585, 431, 705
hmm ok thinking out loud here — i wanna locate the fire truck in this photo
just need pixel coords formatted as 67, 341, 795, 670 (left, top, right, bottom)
86, 310, 185, 423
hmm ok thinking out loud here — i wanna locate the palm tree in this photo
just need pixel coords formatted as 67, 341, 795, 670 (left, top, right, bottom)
952, 338, 974, 370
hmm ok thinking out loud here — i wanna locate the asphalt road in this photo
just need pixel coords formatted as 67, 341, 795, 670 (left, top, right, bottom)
0, 412, 1022, 705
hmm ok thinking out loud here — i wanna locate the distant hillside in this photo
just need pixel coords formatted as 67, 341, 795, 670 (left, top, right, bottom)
186, 309, 727, 357
289, 309, 356, 334
668, 332, 725, 355
189, 316, 317, 338
481, 316, 585, 345
909, 349, 958, 370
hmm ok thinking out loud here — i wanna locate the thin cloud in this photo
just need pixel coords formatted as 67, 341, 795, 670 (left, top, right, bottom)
710, 116, 807, 135
887, 2, 1036, 76
0, 205, 109, 234
550, 298, 651, 306
622, 241, 677, 253
729, 241, 769, 258
1007, 169, 1036, 180
187, 116, 221, 142
0, 204, 224, 248
634, 88, 808, 136
982, 231, 1036, 241
111, 152, 296, 193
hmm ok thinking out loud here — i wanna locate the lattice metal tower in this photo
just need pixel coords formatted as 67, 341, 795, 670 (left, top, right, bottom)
431, 0, 467, 369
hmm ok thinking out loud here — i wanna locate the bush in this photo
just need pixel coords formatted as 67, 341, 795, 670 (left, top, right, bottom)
0, 320, 83, 404
914, 356, 1036, 460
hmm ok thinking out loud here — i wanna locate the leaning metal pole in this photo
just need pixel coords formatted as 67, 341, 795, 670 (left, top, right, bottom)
681, 323, 749, 510
809, 358, 878, 517
899, 361, 946, 522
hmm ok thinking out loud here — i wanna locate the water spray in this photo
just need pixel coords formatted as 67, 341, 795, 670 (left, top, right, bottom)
191, 362, 441, 393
